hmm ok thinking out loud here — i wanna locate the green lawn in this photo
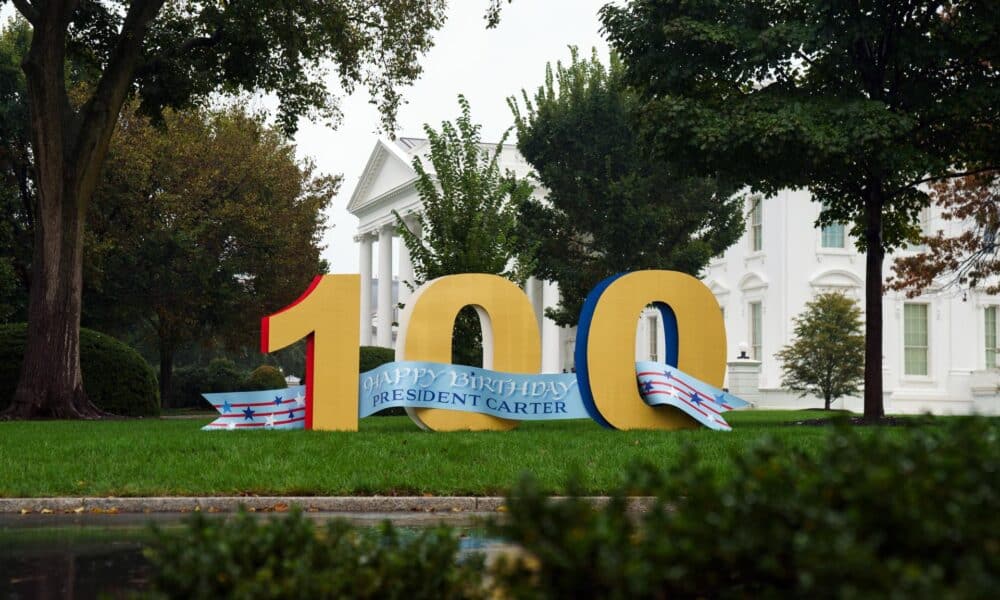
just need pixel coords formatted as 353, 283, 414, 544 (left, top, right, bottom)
0, 411, 911, 497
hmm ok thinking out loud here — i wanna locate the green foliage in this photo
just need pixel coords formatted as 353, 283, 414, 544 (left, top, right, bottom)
1, 0, 477, 418
0, 257, 23, 323
601, 0, 999, 250
777, 293, 865, 409
242, 365, 287, 391
395, 95, 533, 365
359, 346, 396, 374
166, 358, 246, 409
602, 0, 1000, 418
0, 324, 159, 416
82, 105, 336, 401
145, 509, 486, 599
490, 417, 1000, 598
18, 1, 452, 135
0, 19, 31, 325
510, 48, 744, 325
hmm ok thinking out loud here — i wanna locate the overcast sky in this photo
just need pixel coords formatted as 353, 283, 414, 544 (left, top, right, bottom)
299, 1, 611, 274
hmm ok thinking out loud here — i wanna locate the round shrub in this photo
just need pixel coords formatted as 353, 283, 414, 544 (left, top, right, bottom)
243, 365, 287, 391
166, 358, 247, 408
360, 346, 395, 373
0, 323, 160, 416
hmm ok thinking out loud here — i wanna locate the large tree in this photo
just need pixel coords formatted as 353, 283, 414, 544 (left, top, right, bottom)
602, 0, 1000, 420
395, 95, 533, 365
509, 47, 743, 325
84, 104, 334, 402
0, 0, 504, 419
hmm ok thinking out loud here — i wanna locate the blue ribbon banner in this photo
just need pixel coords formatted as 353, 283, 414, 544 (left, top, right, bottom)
203, 361, 749, 431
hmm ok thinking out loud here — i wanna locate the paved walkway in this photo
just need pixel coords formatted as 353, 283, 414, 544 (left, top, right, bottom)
0, 496, 654, 514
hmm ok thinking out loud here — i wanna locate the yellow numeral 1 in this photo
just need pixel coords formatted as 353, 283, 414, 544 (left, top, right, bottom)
261, 275, 360, 431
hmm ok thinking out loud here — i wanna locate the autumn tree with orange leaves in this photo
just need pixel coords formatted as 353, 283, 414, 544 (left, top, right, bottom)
890, 173, 1000, 297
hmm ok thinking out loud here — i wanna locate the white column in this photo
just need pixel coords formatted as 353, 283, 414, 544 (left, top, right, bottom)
526, 276, 544, 333
541, 280, 561, 373
397, 216, 418, 306
358, 233, 373, 345
376, 225, 394, 348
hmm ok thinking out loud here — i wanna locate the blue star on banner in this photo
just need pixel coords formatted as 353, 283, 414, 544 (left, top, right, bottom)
201, 385, 306, 431
662, 371, 672, 379
689, 391, 702, 405
642, 380, 654, 393
714, 393, 728, 406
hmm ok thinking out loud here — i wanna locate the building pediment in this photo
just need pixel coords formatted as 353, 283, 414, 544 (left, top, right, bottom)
738, 272, 768, 292
809, 269, 863, 290
706, 279, 731, 297
347, 140, 420, 215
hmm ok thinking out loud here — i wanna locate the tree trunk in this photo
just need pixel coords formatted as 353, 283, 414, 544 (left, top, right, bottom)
3, 2, 163, 419
4, 178, 102, 418
824, 394, 832, 411
863, 186, 886, 420
2, 11, 102, 419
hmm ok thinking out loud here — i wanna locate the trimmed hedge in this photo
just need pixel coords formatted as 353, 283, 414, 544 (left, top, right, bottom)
0, 323, 159, 416
359, 345, 395, 373
359, 346, 401, 416
166, 358, 246, 409
243, 365, 287, 391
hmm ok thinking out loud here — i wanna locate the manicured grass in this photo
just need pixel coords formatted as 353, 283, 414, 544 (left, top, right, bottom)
0, 411, 916, 497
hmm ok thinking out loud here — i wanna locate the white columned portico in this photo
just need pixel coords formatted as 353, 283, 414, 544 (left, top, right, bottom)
358, 233, 373, 345
541, 280, 562, 373
526, 277, 544, 334
376, 225, 394, 347
397, 216, 419, 306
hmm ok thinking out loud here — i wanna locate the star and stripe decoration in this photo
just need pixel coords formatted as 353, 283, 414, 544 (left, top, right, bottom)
202, 386, 307, 430
202, 364, 749, 432
635, 361, 750, 431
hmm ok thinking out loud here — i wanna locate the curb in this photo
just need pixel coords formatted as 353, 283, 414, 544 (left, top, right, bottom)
0, 496, 654, 515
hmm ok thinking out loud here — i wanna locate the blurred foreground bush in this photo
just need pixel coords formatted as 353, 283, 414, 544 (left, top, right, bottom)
0, 323, 159, 416
145, 509, 485, 599
145, 418, 999, 598
491, 417, 1000, 598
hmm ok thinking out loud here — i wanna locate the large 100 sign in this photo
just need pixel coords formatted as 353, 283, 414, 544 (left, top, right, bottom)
205, 271, 744, 432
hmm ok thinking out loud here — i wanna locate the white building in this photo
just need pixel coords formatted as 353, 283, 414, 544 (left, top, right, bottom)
348, 138, 1000, 415
707, 189, 1000, 415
